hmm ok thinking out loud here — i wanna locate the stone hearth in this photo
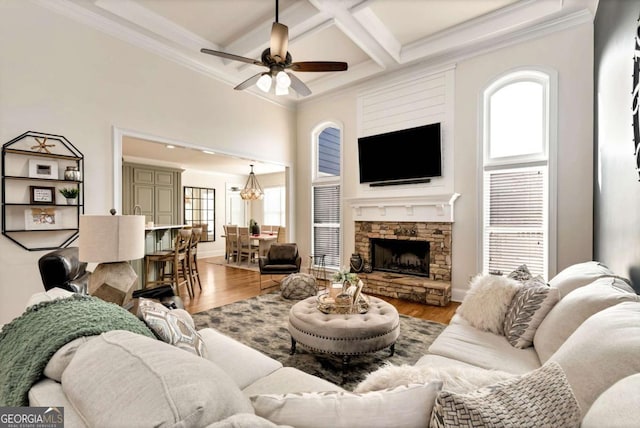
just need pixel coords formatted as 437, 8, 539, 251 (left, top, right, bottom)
355, 221, 452, 306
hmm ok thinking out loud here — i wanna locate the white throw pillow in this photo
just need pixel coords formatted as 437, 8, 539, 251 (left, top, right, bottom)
251, 382, 442, 428
354, 363, 514, 394
457, 274, 521, 334
502, 277, 560, 349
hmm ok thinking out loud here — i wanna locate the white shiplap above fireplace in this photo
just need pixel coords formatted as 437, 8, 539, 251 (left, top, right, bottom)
346, 193, 460, 223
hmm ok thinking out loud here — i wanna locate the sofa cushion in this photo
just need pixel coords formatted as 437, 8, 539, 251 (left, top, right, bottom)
28, 379, 87, 428
199, 328, 283, 389
205, 413, 291, 428
61, 330, 253, 427
533, 277, 640, 363
428, 315, 541, 374
43, 336, 96, 382
25, 287, 75, 308
251, 382, 442, 428
242, 367, 344, 397
549, 302, 640, 417
137, 298, 207, 357
581, 374, 640, 428
456, 274, 521, 334
502, 277, 560, 349
429, 362, 580, 428
548, 261, 615, 297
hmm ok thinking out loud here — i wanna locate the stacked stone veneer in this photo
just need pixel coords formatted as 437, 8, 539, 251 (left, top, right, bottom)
355, 221, 452, 306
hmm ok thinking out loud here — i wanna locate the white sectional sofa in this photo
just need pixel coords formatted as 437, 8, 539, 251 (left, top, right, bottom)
3, 261, 640, 427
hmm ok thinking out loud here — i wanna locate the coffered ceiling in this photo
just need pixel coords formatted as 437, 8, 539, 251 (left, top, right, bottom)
41, 0, 597, 106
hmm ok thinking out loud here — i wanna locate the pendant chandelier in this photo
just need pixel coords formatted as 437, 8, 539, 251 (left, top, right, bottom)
240, 164, 264, 200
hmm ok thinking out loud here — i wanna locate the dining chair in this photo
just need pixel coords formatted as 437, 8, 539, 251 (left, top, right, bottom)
261, 225, 273, 234
276, 226, 286, 243
225, 225, 239, 263
238, 226, 259, 265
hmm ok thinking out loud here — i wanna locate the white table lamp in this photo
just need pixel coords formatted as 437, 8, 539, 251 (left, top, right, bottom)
79, 212, 145, 305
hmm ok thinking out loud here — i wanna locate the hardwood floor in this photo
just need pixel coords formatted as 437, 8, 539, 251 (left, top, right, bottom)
181, 256, 460, 325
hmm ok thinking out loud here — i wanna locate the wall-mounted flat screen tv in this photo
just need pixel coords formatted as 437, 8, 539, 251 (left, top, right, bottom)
358, 123, 442, 185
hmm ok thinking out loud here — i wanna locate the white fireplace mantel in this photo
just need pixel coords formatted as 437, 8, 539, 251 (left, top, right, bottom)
346, 193, 460, 223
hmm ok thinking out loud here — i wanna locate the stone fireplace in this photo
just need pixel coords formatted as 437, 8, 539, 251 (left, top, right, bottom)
347, 193, 459, 306
354, 221, 452, 306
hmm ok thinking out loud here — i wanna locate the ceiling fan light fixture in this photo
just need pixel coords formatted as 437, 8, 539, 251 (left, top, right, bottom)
256, 74, 272, 92
275, 84, 289, 96
276, 70, 291, 88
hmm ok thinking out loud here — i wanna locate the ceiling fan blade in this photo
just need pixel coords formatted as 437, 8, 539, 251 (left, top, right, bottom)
288, 61, 348, 72
288, 72, 312, 97
234, 73, 263, 91
270, 22, 289, 63
200, 48, 264, 66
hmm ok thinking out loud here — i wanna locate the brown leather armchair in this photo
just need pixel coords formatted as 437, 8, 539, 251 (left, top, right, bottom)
258, 243, 302, 290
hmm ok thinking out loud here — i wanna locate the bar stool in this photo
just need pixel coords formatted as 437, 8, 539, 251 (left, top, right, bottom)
144, 229, 192, 298
187, 227, 202, 294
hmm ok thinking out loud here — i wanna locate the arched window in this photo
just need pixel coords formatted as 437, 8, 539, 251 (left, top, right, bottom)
481, 69, 556, 277
312, 123, 342, 270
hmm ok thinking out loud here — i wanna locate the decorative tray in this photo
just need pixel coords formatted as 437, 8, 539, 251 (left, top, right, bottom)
317, 293, 370, 314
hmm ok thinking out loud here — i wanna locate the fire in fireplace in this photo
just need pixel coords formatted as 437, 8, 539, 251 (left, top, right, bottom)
370, 238, 430, 277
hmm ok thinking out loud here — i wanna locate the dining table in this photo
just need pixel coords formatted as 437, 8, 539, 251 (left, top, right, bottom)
250, 233, 278, 257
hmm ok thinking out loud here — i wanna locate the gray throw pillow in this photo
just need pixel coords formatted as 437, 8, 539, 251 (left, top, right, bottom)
502, 277, 560, 349
429, 362, 580, 428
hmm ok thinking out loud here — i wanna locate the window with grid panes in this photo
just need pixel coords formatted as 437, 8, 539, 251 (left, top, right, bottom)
482, 70, 554, 278
312, 125, 341, 270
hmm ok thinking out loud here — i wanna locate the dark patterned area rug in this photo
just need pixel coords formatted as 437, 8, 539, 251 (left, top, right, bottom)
192, 292, 446, 391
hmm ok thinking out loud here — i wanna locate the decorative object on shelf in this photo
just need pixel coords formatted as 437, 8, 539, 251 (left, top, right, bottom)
28, 159, 58, 179
64, 166, 81, 181
350, 253, 364, 273
79, 211, 145, 306
29, 186, 55, 205
31, 136, 55, 154
363, 261, 373, 273
240, 164, 264, 200
250, 218, 260, 235
59, 187, 79, 205
24, 208, 58, 230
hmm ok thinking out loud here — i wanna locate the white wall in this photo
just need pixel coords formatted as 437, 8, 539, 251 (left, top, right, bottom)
0, 1, 295, 324
296, 22, 594, 302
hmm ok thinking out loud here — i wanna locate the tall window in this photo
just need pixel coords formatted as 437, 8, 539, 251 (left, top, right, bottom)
482, 70, 555, 278
263, 186, 285, 226
312, 125, 342, 270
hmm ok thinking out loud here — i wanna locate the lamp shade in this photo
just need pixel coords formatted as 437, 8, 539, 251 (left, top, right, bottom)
79, 215, 145, 263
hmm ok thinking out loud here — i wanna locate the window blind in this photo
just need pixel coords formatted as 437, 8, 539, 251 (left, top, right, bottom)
312, 184, 340, 269
484, 167, 546, 276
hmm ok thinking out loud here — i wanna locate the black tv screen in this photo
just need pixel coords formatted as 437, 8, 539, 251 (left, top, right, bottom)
358, 123, 442, 184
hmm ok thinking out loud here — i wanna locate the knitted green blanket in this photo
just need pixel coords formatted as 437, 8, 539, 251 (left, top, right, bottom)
0, 294, 155, 406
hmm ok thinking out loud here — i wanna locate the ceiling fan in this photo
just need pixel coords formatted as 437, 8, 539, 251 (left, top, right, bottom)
200, 0, 348, 97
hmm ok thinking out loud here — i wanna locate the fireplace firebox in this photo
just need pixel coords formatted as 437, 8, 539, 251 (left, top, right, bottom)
370, 238, 430, 277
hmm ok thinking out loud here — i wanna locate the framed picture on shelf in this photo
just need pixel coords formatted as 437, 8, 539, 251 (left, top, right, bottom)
29, 186, 56, 205
28, 159, 58, 179
24, 208, 60, 230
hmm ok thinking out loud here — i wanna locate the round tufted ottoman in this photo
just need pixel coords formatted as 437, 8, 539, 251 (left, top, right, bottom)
287, 295, 400, 368
280, 273, 317, 300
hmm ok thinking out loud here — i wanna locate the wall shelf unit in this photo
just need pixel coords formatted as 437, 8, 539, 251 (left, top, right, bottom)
2, 131, 84, 251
